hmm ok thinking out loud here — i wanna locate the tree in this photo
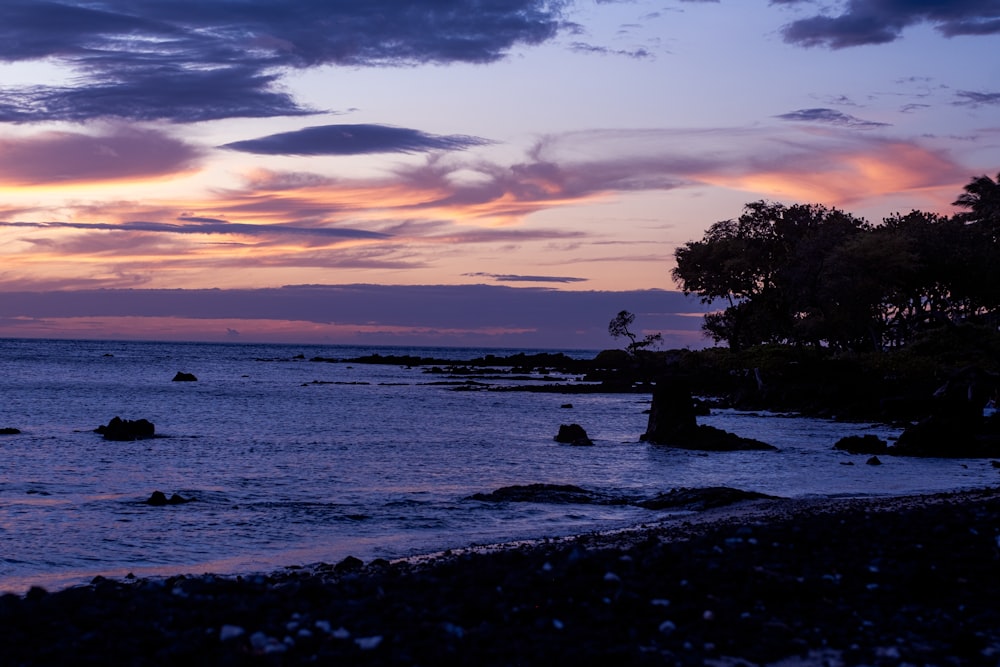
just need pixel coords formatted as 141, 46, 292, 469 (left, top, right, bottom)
673, 201, 869, 350
608, 310, 662, 355
953, 172, 1000, 225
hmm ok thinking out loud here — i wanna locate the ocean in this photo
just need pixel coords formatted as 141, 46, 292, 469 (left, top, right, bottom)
0, 338, 993, 594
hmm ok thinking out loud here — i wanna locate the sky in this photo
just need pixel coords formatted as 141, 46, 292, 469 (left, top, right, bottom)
0, 0, 997, 350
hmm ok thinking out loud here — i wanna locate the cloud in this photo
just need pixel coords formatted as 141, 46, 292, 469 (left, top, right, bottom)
775, 108, 889, 129
780, 1, 1000, 48
954, 91, 1000, 107
222, 124, 494, 156
0, 0, 568, 123
463, 272, 589, 283
569, 42, 653, 59
0, 284, 714, 349
0, 218, 389, 241
0, 127, 202, 185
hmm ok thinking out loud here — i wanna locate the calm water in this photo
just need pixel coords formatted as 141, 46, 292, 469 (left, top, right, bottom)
0, 338, 994, 593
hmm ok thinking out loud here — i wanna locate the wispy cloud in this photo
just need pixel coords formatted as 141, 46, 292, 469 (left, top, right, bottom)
780, 0, 1000, 48
954, 91, 1000, 107
463, 272, 589, 283
775, 108, 889, 129
222, 124, 494, 156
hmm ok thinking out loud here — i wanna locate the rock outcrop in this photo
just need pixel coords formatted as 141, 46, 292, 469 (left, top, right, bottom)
144, 491, 195, 506
96, 417, 155, 441
554, 424, 593, 446
172, 372, 198, 382
891, 366, 1000, 457
641, 379, 775, 451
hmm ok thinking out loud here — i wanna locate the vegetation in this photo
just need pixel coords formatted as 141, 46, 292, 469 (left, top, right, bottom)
607, 310, 662, 355
672, 172, 1000, 353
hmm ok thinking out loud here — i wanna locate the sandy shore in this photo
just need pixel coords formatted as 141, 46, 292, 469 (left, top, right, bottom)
3, 487, 1000, 665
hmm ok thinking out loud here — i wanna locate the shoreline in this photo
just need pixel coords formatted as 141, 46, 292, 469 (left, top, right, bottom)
4, 486, 1000, 664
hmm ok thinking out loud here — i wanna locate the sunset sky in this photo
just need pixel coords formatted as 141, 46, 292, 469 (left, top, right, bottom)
0, 0, 997, 350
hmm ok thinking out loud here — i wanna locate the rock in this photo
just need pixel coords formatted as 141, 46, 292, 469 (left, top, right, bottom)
636, 487, 778, 511
554, 423, 593, 446
833, 434, 887, 455
470, 484, 622, 505
866, 456, 882, 466
561, 403, 573, 409
0, 427, 21, 435
334, 556, 364, 573
892, 366, 1000, 458
144, 491, 195, 506
642, 378, 776, 451
96, 417, 155, 441
172, 372, 197, 382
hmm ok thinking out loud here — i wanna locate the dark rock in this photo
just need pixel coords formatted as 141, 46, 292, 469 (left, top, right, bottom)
470, 484, 620, 505
833, 434, 887, 455
144, 491, 195, 506
554, 423, 593, 446
866, 456, 882, 466
636, 486, 778, 511
172, 371, 197, 382
641, 378, 776, 451
96, 417, 155, 441
0, 427, 20, 435
560, 403, 573, 409
334, 556, 364, 573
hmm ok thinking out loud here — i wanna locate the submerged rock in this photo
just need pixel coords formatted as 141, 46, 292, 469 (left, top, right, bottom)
172, 372, 198, 382
641, 378, 776, 451
96, 417, 155, 441
144, 491, 195, 506
554, 423, 593, 446
833, 434, 887, 455
0, 427, 21, 435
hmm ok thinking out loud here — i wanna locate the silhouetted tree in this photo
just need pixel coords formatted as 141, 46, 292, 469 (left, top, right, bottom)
608, 310, 662, 355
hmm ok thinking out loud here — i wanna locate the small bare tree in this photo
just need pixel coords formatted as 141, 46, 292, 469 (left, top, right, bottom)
608, 310, 662, 355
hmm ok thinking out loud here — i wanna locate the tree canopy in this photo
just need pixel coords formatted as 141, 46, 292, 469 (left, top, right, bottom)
672, 173, 1000, 352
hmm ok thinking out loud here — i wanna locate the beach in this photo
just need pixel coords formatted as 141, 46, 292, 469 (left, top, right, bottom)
3, 486, 999, 666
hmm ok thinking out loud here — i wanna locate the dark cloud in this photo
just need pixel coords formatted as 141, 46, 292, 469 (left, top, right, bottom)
0, 127, 201, 185
775, 108, 889, 128
781, 1, 1000, 48
0, 219, 388, 240
954, 91, 1000, 107
463, 272, 588, 283
0, 0, 568, 123
0, 284, 713, 349
222, 124, 493, 156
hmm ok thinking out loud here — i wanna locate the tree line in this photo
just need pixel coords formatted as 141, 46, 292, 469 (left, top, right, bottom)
672, 172, 1000, 352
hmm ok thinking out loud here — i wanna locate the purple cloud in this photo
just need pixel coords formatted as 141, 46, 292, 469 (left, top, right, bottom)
775, 108, 889, 129
222, 124, 493, 156
0, 127, 201, 184
781, 1, 1000, 48
954, 91, 1000, 107
0, 219, 388, 240
463, 273, 589, 284
0, 0, 568, 123
0, 284, 714, 349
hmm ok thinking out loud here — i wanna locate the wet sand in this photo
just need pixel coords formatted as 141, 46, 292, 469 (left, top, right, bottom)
3, 487, 1000, 665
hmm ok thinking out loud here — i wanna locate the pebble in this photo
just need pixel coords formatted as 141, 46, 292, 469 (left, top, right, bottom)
355, 635, 383, 650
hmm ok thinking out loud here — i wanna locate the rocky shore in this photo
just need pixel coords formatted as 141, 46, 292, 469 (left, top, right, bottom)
4, 488, 1000, 665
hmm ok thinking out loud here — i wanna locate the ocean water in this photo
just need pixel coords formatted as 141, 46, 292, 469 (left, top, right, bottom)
0, 338, 994, 594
